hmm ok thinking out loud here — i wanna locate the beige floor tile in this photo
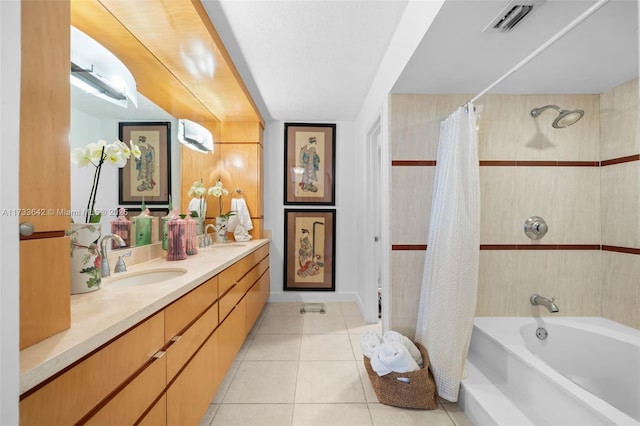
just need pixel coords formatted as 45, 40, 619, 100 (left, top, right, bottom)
263, 302, 306, 316
345, 314, 382, 334
244, 334, 301, 361
257, 313, 304, 334
295, 360, 366, 403
350, 334, 366, 360
199, 403, 219, 426
340, 302, 362, 316
211, 403, 293, 426
368, 402, 454, 426
223, 361, 298, 403
441, 400, 473, 426
302, 314, 347, 334
292, 403, 372, 426
299, 333, 355, 360
357, 362, 379, 403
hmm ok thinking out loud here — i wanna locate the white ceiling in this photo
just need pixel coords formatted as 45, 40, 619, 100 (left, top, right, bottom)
73, 0, 638, 123
204, 0, 638, 122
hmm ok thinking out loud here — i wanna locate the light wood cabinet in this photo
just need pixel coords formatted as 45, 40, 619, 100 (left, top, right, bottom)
20, 243, 270, 425
19, 0, 72, 350
20, 313, 165, 426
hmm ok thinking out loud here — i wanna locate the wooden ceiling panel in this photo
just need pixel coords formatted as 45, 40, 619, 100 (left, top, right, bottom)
70, 0, 263, 125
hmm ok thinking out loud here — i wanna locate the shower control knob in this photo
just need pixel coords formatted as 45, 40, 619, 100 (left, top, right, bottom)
524, 216, 548, 240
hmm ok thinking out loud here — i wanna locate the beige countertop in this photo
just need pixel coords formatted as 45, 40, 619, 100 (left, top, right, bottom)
20, 239, 270, 395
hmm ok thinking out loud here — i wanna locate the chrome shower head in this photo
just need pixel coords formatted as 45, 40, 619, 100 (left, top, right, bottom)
530, 105, 584, 128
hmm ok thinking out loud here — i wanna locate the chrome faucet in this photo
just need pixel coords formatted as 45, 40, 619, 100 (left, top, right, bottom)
99, 234, 126, 277
530, 294, 559, 313
204, 224, 216, 247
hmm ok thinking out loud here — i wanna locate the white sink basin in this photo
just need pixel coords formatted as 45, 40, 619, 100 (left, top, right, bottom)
107, 268, 188, 287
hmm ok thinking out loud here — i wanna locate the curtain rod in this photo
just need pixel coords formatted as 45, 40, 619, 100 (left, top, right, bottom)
466, 0, 610, 106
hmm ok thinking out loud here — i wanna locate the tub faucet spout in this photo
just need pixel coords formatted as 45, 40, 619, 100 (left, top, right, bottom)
530, 294, 559, 313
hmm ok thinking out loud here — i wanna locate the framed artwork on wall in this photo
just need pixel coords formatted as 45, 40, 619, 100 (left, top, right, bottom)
118, 121, 171, 205
284, 208, 336, 291
284, 123, 336, 205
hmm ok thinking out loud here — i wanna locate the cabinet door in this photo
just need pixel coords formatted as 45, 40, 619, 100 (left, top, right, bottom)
20, 237, 71, 349
247, 266, 270, 331
20, 313, 164, 426
20, 0, 70, 233
166, 330, 220, 426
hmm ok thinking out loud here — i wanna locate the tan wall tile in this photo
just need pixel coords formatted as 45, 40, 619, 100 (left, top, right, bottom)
601, 161, 640, 248
388, 251, 424, 338
600, 78, 639, 160
602, 252, 640, 329
390, 166, 434, 244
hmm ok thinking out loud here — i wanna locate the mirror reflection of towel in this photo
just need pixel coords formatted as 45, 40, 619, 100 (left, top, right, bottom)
228, 198, 253, 241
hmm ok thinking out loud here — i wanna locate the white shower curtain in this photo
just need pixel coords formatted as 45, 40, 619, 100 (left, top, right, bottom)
415, 103, 480, 402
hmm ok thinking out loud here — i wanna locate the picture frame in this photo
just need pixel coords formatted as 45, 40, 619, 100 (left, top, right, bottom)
119, 122, 172, 205
284, 208, 336, 291
284, 123, 336, 205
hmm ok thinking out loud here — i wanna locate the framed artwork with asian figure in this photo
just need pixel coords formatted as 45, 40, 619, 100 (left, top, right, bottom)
284, 123, 336, 205
284, 209, 336, 291
118, 121, 171, 205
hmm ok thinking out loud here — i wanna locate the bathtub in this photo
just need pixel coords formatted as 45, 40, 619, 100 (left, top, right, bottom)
459, 317, 640, 426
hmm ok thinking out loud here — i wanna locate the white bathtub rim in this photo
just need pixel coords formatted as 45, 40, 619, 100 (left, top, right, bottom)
470, 316, 640, 426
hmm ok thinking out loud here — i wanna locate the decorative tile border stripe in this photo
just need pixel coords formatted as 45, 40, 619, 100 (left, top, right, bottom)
601, 154, 640, 167
392, 157, 640, 168
391, 244, 602, 251
602, 245, 640, 255
391, 244, 427, 250
391, 160, 436, 166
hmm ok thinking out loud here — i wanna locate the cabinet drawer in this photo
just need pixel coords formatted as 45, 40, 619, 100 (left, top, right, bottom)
85, 352, 166, 426
219, 253, 269, 320
165, 276, 218, 342
218, 300, 247, 374
166, 302, 218, 381
138, 394, 166, 426
218, 244, 269, 296
20, 312, 164, 426
167, 330, 219, 426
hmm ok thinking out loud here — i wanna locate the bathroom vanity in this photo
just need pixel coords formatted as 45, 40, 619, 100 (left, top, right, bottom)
19, 240, 270, 425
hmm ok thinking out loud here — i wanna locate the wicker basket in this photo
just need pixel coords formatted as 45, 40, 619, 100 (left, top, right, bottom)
363, 342, 438, 409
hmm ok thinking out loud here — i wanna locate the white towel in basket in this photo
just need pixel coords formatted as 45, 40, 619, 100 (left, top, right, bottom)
370, 341, 420, 376
383, 330, 423, 367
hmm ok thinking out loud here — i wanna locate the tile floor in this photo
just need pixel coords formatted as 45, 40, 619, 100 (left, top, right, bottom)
200, 302, 472, 426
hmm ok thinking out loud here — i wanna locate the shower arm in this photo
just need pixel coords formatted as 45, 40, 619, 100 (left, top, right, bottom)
463, 0, 610, 107
530, 105, 561, 117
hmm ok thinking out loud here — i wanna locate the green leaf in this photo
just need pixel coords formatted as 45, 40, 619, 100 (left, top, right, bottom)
89, 212, 102, 223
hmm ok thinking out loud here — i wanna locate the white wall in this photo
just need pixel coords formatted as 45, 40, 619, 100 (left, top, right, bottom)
352, 0, 446, 324
264, 121, 362, 304
0, 1, 21, 423
263, 1, 446, 321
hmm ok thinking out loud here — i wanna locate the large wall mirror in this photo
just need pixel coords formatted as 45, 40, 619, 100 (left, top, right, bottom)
70, 84, 182, 237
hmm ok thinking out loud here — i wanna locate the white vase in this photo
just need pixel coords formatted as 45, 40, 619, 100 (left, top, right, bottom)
215, 217, 228, 243
67, 223, 102, 294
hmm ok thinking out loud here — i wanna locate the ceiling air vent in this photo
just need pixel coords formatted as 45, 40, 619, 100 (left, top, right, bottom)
483, 0, 545, 33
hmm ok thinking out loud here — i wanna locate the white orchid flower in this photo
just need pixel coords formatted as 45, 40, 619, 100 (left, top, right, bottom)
105, 144, 127, 167
129, 140, 141, 159
116, 140, 131, 159
70, 147, 90, 167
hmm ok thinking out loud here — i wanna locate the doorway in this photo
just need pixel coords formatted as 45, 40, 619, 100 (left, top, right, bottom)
367, 117, 383, 324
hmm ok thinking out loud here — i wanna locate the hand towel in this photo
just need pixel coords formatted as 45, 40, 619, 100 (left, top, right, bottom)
383, 330, 424, 367
227, 198, 253, 232
370, 341, 420, 376
360, 331, 382, 358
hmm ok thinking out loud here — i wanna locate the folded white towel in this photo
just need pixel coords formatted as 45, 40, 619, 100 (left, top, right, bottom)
370, 342, 420, 376
383, 330, 423, 367
360, 331, 383, 358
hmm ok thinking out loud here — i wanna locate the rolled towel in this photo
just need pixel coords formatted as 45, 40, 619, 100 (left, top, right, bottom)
383, 330, 423, 367
370, 341, 420, 376
360, 331, 383, 358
